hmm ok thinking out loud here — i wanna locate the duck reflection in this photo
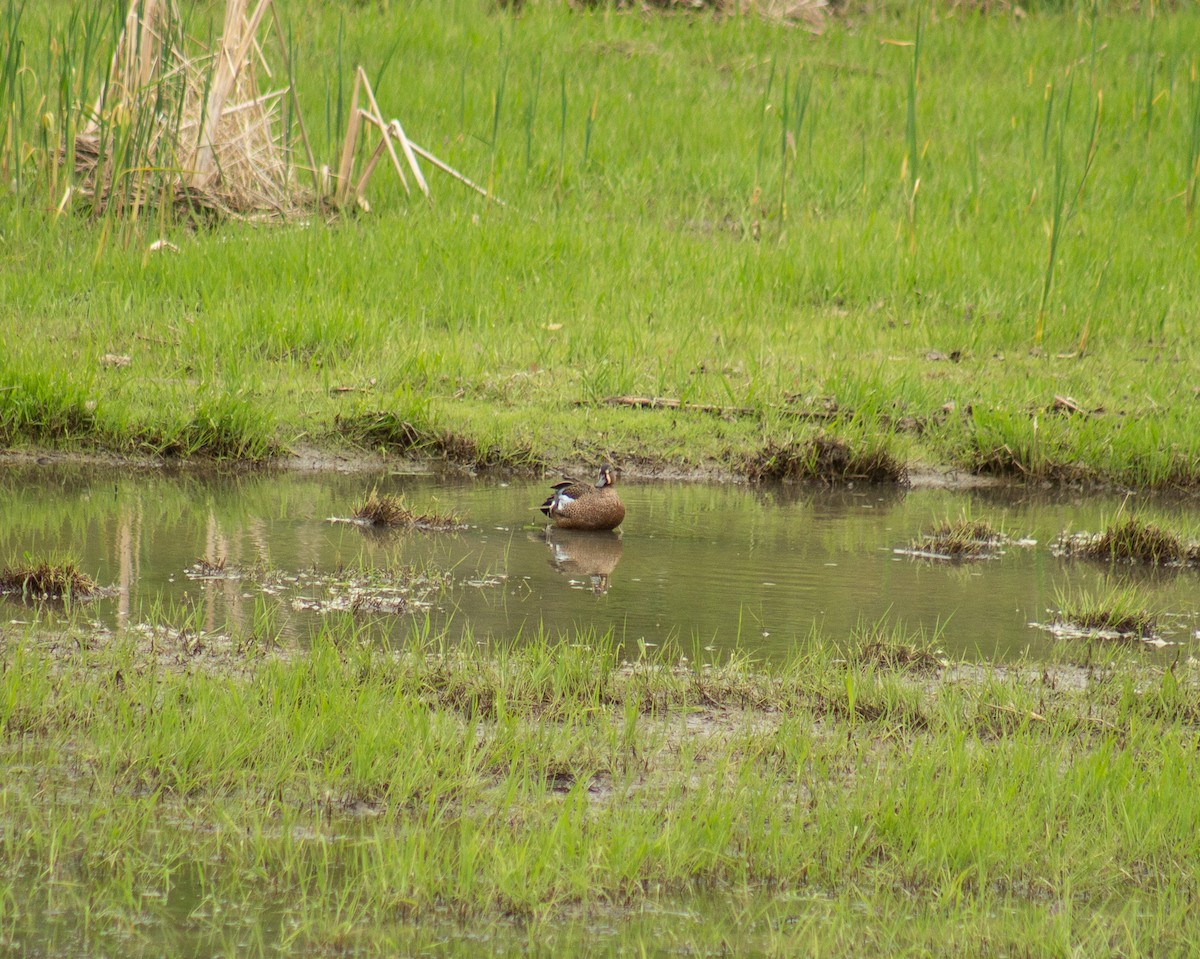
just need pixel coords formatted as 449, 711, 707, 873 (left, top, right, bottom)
537, 528, 624, 595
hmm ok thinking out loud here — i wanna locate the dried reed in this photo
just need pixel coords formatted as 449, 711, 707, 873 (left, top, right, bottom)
67, 0, 311, 221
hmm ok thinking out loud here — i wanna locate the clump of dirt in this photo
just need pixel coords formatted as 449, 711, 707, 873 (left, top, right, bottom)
743, 435, 906, 484
352, 493, 464, 531
0, 559, 98, 598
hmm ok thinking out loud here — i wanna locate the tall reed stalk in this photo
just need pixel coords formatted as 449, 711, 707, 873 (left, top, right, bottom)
1036, 82, 1102, 344
583, 90, 598, 170
778, 66, 810, 221
1185, 62, 1200, 226
557, 67, 566, 189
903, 7, 924, 253
524, 56, 541, 175
754, 54, 776, 190
0, 0, 28, 192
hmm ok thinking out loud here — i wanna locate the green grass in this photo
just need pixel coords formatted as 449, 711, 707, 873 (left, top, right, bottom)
1052, 579, 1162, 636
908, 513, 1006, 557
0, 554, 97, 598
1, 614, 1199, 954
1057, 513, 1200, 567
2, 2, 1200, 481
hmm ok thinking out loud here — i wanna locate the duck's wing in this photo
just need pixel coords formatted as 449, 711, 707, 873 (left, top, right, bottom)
550, 480, 592, 500
540, 479, 592, 516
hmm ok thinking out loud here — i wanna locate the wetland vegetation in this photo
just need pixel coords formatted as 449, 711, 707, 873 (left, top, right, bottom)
1, 0, 1198, 487
0, 470, 1197, 954
4, 618, 1200, 955
906, 513, 1008, 558
349, 490, 466, 529
4, 0, 1200, 954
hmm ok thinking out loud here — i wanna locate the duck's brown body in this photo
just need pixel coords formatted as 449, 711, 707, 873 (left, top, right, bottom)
539, 467, 625, 531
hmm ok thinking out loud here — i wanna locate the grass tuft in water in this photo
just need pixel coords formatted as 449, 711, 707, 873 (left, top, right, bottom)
1052, 580, 1160, 638
910, 515, 1005, 558
1065, 515, 1188, 566
0, 556, 98, 599
353, 491, 464, 530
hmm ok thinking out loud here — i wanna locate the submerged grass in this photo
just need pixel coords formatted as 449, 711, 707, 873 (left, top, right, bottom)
1, 616, 1199, 953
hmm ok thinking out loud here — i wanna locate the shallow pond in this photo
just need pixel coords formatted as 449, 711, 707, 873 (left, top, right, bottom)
2, 464, 1198, 661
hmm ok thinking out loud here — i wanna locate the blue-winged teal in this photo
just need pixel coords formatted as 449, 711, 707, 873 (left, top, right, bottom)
539, 466, 625, 531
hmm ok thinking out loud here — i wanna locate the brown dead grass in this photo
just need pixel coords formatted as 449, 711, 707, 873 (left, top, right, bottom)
66, 0, 311, 222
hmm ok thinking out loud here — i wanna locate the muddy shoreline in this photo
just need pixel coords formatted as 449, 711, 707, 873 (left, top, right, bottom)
0, 443, 1051, 493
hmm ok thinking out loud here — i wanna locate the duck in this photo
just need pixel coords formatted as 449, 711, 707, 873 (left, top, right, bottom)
539, 466, 625, 531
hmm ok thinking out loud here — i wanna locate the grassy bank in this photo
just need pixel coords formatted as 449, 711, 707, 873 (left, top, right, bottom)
0, 616, 1197, 954
2, 1, 1199, 486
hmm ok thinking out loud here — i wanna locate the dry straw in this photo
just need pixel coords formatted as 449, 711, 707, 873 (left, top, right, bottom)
64, 0, 486, 223
67, 0, 317, 221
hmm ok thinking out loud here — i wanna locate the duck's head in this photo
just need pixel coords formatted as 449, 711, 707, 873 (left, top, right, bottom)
597, 465, 617, 488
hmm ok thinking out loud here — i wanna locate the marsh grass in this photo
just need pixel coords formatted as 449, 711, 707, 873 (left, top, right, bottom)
1056, 514, 1200, 566
352, 491, 465, 530
0, 368, 98, 444
744, 434, 906, 484
2, 615, 1200, 953
335, 410, 543, 472
1, 3, 1199, 489
1051, 580, 1161, 638
0, 556, 97, 599
904, 512, 1008, 559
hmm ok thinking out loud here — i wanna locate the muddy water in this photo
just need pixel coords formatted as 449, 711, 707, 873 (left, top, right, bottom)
2, 464, 1198, 660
